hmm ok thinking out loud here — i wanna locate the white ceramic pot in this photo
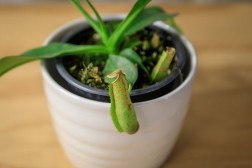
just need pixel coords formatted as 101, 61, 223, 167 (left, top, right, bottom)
41, 15, 197, 168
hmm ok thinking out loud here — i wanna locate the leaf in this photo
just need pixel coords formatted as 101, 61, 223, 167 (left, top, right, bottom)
120, 48, 149, 75
0, 43, 109, 76
151, 47, 176, 83
124, 6, 178, 36
106, 20, 121, 34
23, 43, 108, 57
108, 0, 152, 52
122, 39, 142, 49
165, 17, 183, 34
86, 0, 109, 44
71, 0, 102, 38
103, 55, 138, 87
107, 69, 139, 134
0, 56, 37, 77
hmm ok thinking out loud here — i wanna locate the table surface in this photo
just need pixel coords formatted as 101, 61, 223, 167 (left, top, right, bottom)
1, 2, 252, 168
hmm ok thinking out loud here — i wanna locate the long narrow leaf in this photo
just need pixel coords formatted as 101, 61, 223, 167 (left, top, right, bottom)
165, 17, 183, 34
108, 0, 152, 52
0, 43, 109, 76
124, 6, 178, 36
0, 56, 38, 76
23, 43, 108, 57
71, 0, 102, 36
86, 0, 109, 44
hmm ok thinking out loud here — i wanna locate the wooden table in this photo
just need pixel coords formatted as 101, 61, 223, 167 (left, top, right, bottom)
1, 2, 252, 168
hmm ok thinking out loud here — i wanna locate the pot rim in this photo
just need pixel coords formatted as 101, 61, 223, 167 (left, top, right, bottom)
41, 14, 197, 106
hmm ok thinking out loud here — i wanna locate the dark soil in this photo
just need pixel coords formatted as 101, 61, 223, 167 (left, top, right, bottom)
62, 26, 176, 90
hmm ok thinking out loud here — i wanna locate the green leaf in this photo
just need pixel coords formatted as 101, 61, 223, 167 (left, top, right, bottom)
23, 43, 108, 57
0, 56, 37, 77
122, 39, 142, 49
165, 17, 183, 34
120, 48, 149, 75
108, 0, 152, 52
0, 43, 109, 76
85, 0, 109, 44
124, 6, 178, 36
103, 55, 138, 87
106, 20, 121, 34
107, 69, 139, 134
71, 0, 102, 38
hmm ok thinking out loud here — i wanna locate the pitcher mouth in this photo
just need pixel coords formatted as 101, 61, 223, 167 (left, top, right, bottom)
43, 19, 191, 103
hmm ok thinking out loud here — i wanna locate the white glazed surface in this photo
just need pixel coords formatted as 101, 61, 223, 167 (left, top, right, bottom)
41, 17, 197, 168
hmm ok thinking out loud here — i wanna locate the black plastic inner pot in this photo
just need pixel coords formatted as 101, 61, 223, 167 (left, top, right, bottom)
44, 21, 190, 103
